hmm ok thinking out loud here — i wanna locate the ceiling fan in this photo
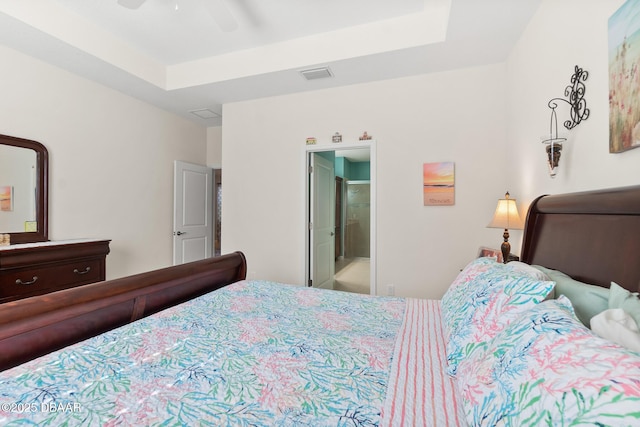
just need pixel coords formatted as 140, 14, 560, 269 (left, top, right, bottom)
117, 0, 238, 32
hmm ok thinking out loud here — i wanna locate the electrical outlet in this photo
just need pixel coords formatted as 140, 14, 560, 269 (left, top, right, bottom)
387, 284, 395, 296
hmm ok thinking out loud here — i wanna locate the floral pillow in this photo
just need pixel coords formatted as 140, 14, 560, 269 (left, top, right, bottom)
441, 258, 554, 376
456, 296, 640, 426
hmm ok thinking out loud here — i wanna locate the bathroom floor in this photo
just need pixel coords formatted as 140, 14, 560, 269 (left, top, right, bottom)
334, 257, 370, 295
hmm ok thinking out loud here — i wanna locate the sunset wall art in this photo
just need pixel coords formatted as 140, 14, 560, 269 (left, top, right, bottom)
0, 186, 13, 212
423, 162, 454, 206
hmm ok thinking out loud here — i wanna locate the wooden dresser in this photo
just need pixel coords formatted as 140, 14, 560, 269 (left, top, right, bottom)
0, 239, 110, 303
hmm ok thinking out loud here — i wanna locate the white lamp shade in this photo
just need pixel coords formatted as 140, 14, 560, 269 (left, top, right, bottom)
488, 198, 524, 230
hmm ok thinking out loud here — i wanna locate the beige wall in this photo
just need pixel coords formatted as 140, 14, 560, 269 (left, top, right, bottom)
0, 44, 207, 280
222, 0, 640, 299
507, 0, 639, 205
506, 0, 640, 251
207, 126, 222, 168
222, 64, 512, 299
3, 0, 630, 294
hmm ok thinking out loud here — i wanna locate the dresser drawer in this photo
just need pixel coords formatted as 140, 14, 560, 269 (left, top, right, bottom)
0, 258, 103, 300
0, 239, 110, 303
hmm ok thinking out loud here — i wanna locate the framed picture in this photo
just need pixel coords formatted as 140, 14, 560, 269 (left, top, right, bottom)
609, 0, 640, 153
423, 162, 455, 206
477, 246, 503, 263
0, 186, 13, 212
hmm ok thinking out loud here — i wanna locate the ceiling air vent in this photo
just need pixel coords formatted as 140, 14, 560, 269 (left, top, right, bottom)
300, 67, 333, 81
189, 108, 220, 119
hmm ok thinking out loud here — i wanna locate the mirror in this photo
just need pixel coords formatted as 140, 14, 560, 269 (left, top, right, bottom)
0, 134, 48, 244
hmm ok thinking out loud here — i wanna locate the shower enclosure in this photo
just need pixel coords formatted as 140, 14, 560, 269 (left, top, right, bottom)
345, 181, 370, 258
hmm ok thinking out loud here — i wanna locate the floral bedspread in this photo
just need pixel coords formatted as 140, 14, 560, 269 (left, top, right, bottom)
0, 280, 408, 426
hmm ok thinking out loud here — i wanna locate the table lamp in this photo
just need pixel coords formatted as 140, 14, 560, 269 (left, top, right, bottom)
487, 192, 524, 263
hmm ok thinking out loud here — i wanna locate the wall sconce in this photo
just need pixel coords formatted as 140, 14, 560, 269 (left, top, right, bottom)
541, 65, 590, 178
541, 106, 566, 178
487, 192, 524, 263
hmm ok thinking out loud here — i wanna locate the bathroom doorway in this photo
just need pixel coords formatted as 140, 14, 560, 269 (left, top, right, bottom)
304, 141, 376, 295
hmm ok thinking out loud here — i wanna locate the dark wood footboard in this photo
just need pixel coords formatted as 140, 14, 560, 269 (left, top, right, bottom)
0, 251, 247, 372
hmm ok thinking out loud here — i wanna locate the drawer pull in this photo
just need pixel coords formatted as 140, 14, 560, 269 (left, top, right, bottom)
16, 276, 38, 285
73, 267, 91, 275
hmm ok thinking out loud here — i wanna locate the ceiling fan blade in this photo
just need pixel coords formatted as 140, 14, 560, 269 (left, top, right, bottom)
202, 0, 238, 32
117, 0, 147, 9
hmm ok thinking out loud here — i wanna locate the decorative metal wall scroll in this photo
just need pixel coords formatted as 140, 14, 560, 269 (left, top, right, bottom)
547, 65, 590, 130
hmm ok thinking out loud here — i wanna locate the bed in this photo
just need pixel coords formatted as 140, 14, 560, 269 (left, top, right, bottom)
1, 186, 640, 426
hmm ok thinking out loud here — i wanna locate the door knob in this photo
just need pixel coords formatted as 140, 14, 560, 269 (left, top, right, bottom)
330, 232, 335, 236
174, 231, 186, 236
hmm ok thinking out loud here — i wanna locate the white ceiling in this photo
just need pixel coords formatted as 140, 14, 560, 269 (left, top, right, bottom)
0, 0, 540, 126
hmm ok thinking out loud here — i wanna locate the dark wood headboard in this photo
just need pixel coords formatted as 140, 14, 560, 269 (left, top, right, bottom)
521, 185, 640, 293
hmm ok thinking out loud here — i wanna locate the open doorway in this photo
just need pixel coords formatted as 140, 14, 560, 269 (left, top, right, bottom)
304, 142, 376, 295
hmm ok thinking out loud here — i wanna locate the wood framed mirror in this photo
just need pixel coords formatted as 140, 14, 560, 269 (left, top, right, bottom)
0, 134, 48, 244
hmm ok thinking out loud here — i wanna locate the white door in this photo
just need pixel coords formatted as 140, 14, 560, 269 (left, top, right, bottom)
173, 161, 213, 265
310, 153, 335, 289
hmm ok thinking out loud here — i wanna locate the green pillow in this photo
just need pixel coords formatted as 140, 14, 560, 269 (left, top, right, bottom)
609, 282, 640, 329
533, 266, 609, 327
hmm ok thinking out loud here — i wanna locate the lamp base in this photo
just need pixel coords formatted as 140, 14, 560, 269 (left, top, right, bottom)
501, 229, 511, 264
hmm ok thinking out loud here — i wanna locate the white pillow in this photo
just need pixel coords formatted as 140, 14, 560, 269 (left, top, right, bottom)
591, 308, 640, 353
